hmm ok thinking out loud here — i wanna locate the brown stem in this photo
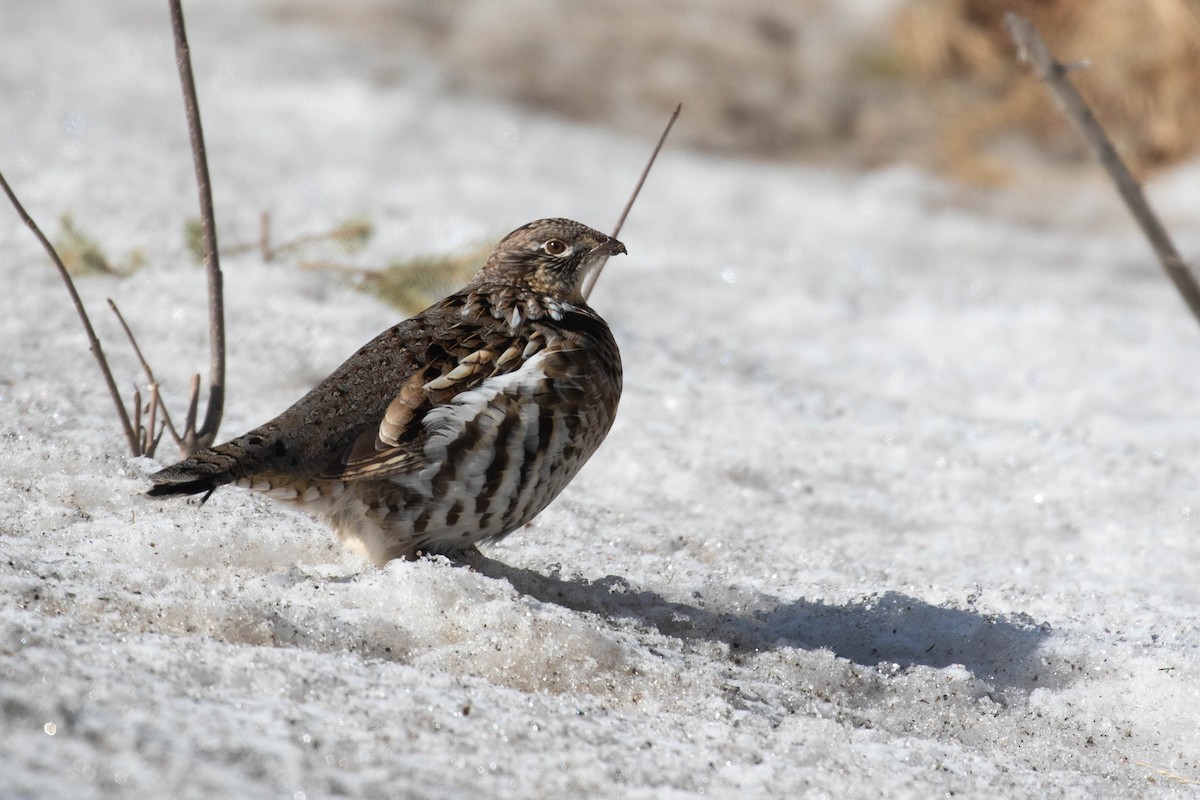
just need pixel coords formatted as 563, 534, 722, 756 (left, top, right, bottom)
107, 298, 158, 382
0, 170, 140, 455
169, 0, 226, 453
1004, 13, 1200, 326
182, 373, 202, 448
271, 224, 367, 259
582, 102, 682, 301
297, 260, 370, 275
259, 209, 272, 261
144, 383, 160, 457
132, 385, 145, 454
107, 298, 183, 446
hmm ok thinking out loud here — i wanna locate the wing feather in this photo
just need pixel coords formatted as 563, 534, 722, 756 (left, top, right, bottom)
325, 332, 547, 481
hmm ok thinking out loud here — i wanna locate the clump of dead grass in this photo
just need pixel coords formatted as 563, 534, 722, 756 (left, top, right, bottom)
895, 0, 1200, 182
359, 246, 488, 314
55, 213, 145, 276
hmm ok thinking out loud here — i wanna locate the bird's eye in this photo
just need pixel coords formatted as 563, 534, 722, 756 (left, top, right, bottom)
543, 239, 568, 256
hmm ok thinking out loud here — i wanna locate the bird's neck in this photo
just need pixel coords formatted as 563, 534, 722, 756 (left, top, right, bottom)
464, 285, 584, 330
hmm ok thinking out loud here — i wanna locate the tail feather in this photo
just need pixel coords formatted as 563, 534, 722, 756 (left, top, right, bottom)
145, 475, 221, 498
147, 442, 248, 499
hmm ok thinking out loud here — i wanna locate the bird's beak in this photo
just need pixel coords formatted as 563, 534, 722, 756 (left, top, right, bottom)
590, 237, 627, 257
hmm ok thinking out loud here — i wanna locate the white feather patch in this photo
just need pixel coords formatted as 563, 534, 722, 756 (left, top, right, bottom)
419, 350, 549, 470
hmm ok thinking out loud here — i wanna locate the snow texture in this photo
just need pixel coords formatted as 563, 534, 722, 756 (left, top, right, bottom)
2, 2, 1200, 798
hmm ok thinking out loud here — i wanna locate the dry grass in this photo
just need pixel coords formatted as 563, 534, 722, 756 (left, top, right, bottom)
276, 0, 907, 165
180, 209, 479, 315
895, 0, 1200, 182
359, 245, 488, 315
54, 213, 144, 276
184, 215, 374, 264
277, 0, 1198, 181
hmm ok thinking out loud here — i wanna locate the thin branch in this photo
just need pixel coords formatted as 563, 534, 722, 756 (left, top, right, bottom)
582, 102, 682, 301
169, 0, 226, 454
132, 385, 144, 452
107, 299, 159, 384
108, 298, 184, 446
258, 217, 373, 261
612, 103, 682, 242
0, 169, 140, 455
156, 389, 184, 446
200, 213, 372, 264
298, 260, 370, 276
1004, 13, 1200, 326
182, 373, 202, 448
144, 383, 161, 457
259, 210, 271, 261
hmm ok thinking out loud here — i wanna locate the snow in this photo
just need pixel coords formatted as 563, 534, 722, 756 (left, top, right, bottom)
3, 1, 1200, 798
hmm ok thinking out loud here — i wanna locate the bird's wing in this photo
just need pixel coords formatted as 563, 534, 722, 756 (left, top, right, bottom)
326, 330, 550, 481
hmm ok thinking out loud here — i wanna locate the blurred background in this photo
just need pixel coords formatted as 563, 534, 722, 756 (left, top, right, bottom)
279, 0, 1200, 184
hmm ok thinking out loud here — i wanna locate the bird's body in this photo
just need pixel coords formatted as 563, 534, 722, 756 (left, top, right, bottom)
149, 219, 625, 565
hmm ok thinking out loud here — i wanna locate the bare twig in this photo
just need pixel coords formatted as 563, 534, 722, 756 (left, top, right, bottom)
0, 169, 140, 455
267, 224, 369, 260
259, 210, 271, 261
148, 387, 166, 456
107, 300, 159, 383
169, 0, 226, 454
144, 383, 162, 457
182, 372, 202, 448
611, 103, 682, 242
132, 385, 144, 451
298, 260, 369, 275
108, 298, 184, 447
582, 102, 681, 301
204, 214, 372, 262
1004, 13, 1200, 326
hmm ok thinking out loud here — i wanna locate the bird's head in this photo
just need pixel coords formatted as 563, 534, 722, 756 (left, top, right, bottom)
471, 218, 626, 303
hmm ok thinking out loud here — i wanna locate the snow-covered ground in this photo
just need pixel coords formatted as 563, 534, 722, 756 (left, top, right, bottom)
3, 2, 1200, 798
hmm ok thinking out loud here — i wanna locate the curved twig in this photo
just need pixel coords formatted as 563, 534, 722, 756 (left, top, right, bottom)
0, 170, 140, 454
108, 298, 184, 447
169, 0, 226, 454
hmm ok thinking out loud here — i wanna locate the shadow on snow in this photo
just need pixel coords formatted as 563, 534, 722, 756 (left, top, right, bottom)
465, 553, 1059, 693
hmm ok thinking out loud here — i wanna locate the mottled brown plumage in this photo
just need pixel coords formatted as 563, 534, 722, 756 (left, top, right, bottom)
149, 218, 625, 564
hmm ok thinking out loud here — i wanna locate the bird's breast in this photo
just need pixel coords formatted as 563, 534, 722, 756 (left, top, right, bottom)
367, 326, 620, 549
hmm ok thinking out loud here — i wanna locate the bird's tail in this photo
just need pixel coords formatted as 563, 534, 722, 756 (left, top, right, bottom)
146, 439, 253, 499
